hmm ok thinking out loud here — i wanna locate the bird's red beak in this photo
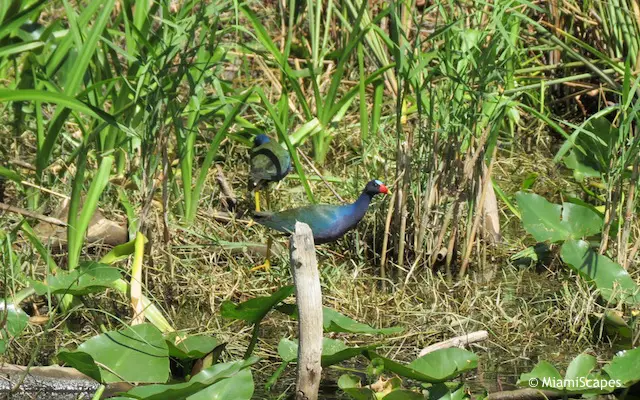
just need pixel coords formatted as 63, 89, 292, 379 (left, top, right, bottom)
380, 184, 389, 194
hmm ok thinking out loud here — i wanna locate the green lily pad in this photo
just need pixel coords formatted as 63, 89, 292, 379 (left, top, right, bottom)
187, 368, 253, 400
516, 192, 603, 242
29, 261, 121, 296
0, 302, 29, 354
323, 307, 404, 335
603, 347, 640, 386
166, 333, 221, 360
409, 348, 478, 381
561, 239, 640, 305
58, 323, 169, 383
278, 337, 377, 367
384, 390, 426, 399
428, 383, 467, 400
563, 150, 601, 181
220, 286, 294, 323
124, 357, 258, 400
364, 348, 477, 383
518, 354, 617, 394
278, 305, 403, 335
339, 374, 423, 400
561, 116, 615, 181
338, 373, 376, 400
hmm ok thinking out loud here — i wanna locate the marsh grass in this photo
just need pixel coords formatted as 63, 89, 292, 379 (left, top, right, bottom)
1, 0, 640, 397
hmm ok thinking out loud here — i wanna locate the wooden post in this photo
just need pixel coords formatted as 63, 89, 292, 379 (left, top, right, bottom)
290, 222, 322, 400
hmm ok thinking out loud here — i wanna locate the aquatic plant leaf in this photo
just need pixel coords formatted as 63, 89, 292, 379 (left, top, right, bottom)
561, 240, 640, 306
364, 349, 477, 383
341, 388, 376, 400
517, 361, 562, 390
0, 302, 29, 354
29, 261, 121, 296
57, 351, 102, 382
383, 390, 425, 399
277, 337, 298, 362
427, 383, 467, 400
187, 368, 254, 400
166, 333, 221, 360
278, 337, 377, 366
124, 357, 258, 400
521, 173, 538, 190
323, 307, 404, 335
338, 373, 376, 400
58, 323, 169, 383
602, 310, 632, 338
220, 285, 294, 323
100, 238, 138, 264
560, 116, 615, 180
278, 305, 403, 335
516, 192, 602, 242
518, 356, 616, 394
565, 353, 597, 381
603, 347, 640, 386
408, 348, 478, 381
563, 150, 601, 181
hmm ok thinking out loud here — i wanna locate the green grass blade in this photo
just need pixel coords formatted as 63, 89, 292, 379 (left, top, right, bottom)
187, 90, 253, 224
67, 155, 114, 271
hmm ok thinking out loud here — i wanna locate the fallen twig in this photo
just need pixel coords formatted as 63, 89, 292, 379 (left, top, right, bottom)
0, 202, 67, 226
419, 330, 488, 357
215, 164, 237, 211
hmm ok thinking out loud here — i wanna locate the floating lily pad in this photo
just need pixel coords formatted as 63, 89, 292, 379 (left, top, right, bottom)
561, 239, 640, 306
323, 307, 404, 335
518, 353, 616, 394
427, 383, 467, 400
278, 305, 403, 335
364, 348, 477, 383
278, 337, 377, 367
0, 301, 29, 354
124, 357, 258, 400
29, 261, 121, 296
516, 192, 603, 242
338, 373, 377, 400
339, 374, 425, 400
187, 368, 254, 400
603, 347, 640, 387
58, 323, 169, 383
220, 286, 294, 323
166, 333, 221, 360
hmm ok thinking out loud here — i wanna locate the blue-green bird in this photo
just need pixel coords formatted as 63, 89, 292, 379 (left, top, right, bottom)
249, 134, 292, 212
248, 134, 292, 272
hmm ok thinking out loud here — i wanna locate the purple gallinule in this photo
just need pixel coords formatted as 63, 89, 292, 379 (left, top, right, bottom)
252, 180, 388, 270
249, 134, 292, 212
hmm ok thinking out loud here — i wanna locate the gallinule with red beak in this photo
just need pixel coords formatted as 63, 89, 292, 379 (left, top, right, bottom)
252, 179, 388, 270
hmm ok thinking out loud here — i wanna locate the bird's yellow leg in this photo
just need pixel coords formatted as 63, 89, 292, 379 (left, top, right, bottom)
255, 191, 261, 212
252, 237, 272, 272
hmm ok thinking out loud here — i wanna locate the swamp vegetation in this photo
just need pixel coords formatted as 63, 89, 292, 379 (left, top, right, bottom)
2, 0, 640, 398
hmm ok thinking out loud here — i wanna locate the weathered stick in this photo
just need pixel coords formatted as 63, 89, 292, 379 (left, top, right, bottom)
215, 164, 237, 211
0, 202, 67, 226
419, 330, 488, 357
290, 222, 322, 400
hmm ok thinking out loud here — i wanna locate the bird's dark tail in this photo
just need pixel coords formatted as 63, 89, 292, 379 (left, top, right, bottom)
252, 211, 273, 221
